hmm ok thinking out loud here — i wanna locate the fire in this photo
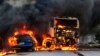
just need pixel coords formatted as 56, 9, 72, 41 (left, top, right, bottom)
8, 25, 38, 47
8, 37, 17, 46
0, 49, 17, 56
37, 33, 77, 51
0, 50, 7, 56
0, 52, 6, 56
7, 23, 77, 51
41, 34, 55, 50
61, 45, 77, 51
7, 50, 16, 54
58, 25, 65, 28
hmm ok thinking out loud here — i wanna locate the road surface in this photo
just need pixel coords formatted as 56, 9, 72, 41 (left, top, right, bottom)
6, 51, 100, 56
79, 51, 100, 56
6, 51, 77, 56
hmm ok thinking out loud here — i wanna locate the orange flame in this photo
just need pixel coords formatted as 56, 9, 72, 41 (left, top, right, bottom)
41, 34, 55, 50
0, 49, 17, 56
8, 25, 38, 47
61, 45, 77, 51
8, 24, 77, 51
0, 51, 6, 56
8, 37, 17, 46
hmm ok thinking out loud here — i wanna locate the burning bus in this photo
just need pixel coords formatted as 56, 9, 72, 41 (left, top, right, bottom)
54, 17, 79, 50
40, 17, 80, 51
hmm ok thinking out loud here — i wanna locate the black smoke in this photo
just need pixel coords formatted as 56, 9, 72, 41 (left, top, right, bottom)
0, 0, 100, 46
0, 0, 4, 4
91, 0, 100, 33
30, 0, 94, 35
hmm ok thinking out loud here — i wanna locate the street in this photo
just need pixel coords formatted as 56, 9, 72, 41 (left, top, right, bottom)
6, 51, 77, 56
79, 51, 100, 56
6, 51, 100, 56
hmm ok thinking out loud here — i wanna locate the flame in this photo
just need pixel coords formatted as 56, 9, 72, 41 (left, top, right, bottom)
42, 34, 50, 46
8, 25, 38, 47
35, 34, 77, 51
42, 38, 54, 47
8, 37, 17, 46
7, 50, 16, 54
0, 49, 17, 56
41, 34, 55, 50
61, 45, 77, 51
0, 50, 7, 56
58, 25, 65, 28
7, 24, 77, 51
0, 52, 6, 56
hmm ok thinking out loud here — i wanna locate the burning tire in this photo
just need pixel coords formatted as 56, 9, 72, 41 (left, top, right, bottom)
46, 41, 52, 48
42, 38, 55, 50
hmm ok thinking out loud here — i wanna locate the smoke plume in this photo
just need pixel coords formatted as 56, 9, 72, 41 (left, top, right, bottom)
0, 0, 99, 44
91, 0, 100, 33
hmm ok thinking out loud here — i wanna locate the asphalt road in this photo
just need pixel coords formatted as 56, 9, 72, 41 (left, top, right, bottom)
78, 51, 100, 56
6, 51, 77, 56
6, 51, 100, 56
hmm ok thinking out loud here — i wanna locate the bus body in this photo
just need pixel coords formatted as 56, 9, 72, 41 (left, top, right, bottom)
54, 17, 79, 49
